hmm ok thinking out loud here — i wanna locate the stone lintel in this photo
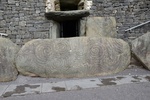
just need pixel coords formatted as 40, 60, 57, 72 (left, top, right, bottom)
45, 10, 90, 22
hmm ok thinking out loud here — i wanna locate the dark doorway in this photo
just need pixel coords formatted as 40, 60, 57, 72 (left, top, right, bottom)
60, 20, 79, 38
60, 0, 79, 11
60, 4, 78, 11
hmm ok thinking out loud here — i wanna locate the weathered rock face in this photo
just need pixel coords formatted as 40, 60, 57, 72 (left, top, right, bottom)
0, 38, 19, 82
45, 10, 90, 21
16, 37, 130, 78
79, 17, 87, 36
86, 17, 117, 38
132, 32, 150, 70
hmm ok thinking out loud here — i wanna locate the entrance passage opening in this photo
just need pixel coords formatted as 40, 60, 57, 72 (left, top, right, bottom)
59, 0, 80, 11
60, 4, 78, 11
60, 20, 79, 38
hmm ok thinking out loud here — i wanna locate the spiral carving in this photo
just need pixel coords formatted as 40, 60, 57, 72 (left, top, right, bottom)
34, 43, 52, 65
16, 37, 130, 78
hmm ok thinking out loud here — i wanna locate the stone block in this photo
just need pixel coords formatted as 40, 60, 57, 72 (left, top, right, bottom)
0, 20, 6, 27
86, 17, 117, 38
16, 37, 130, 78
0, 38, 19, 82
19, 21, 26, 26
8, 0, 15, 4
79, 17, 87, 36
132, 32, 150, 70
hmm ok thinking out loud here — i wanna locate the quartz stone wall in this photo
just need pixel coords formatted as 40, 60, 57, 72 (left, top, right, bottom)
0, 0, 52, 46
90, 0, 150, 41
0, 0, 150, 46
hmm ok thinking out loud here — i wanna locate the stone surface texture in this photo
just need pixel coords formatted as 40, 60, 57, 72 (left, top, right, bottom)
85, 0, 93, 10
16, 37, 130, 78
86, 17, 117, 38
0, 38, 19, 82
132, 32, 150, 70
79, 17, 87, 36
45, 10, 90, 21
46, 0, 55, 12
91, 0, 150, 41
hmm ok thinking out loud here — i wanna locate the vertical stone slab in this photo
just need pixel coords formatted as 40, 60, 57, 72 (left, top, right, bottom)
0, 38, 19, 82
86, 17, 117, 38
50, 21, 60, 39
79, 17, 87, 36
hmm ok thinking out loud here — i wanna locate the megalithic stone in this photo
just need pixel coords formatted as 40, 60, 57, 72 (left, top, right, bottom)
0, 38, 19, 82
16, 37, 130, 78
86, 17, 117, 38
132, 32, 150, 70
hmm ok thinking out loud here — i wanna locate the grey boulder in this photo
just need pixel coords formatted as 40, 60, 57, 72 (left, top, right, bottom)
132, 32, 150, 70
16, 37, 130, 78
0, 38, 19, 82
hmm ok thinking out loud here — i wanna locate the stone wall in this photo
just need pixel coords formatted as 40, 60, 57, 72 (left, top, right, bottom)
0, 0, 52, 46
0, 0, 150, 46
90, 0, 150, 41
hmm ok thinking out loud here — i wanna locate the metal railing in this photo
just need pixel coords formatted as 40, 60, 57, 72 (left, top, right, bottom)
125, 20, 150, 32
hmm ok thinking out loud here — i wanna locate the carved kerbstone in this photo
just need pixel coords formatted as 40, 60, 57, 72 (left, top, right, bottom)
16, 37, 130, 78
